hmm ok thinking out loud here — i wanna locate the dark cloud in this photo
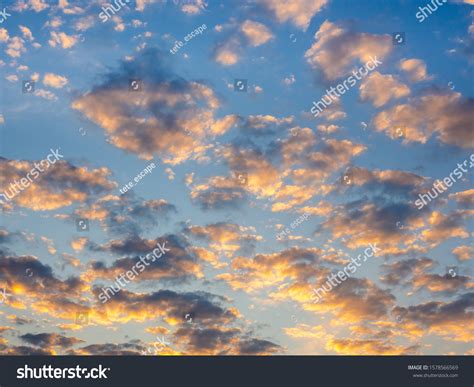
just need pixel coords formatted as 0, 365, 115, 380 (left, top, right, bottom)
0, 158, 116, 211
380, 257, 435, 286
88, 234, 202, 283
0, 344, 54, 355
75, 194, 177, 236
392, 292, 474, 342
20, 333, 83, 348
90, 288, 237, 326
237, 338, 282, 355
0, 252, 83, 295
72, 342, 144, 355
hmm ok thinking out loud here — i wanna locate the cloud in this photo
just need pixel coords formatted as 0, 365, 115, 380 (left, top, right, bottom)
6, 37, 26, 58
6, 75, 19, 82
421, 211, 470, 246
72, 342, 145, 355
372, 90, 474, 148
399, 58, 431, 82
283, 74, 295, 85
381, 257, 472, 295
258, 0, 328, 30
411, 272, 472, 294
236, 338, 281, 354
316, 96, 347, 121
73, 49, 229, 164
190, 175, 248, 210
19, 26, 34, 41
359, 72, 410, 107
393, 292, 474, 342
380, 257, 435, 286
74, 15, 95, 31
43, 73, 68, 88
0, 28, 9, 42
180, 0, 208, 15
44, 16, 63, 29
191, 131, 365, 212
449, 189, 474, 208
452, 245, 474, 261
14, 0, 49, 12
306, 278, 396, 325
238, 114, 294, 136
172, 326, 281, 355
83, 234, 203, 283
73, 194, 176, 236
0, 158, 116, 211
185, 222, 261, 257
214, 36, 241, 66
48, 31, 78, 49
213, 20, 273, 66
217, 247, 325, 293
34, 89, 58, 101
240, 20, 273, 46
305, 20, 392, 80
0, 253, 85, 303
0, 345, 53, 355
326, 338, 418, 355
343, 166, 425, 196
20, 333, 83, 349
58, 0, 85, 15
322, 200, 426, 254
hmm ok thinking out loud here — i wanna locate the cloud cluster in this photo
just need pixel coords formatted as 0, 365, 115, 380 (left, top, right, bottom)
305, 21, 392, 80
73, 49, 233, 164
0, 158, 116, 211
214, 20, 273, 66
372, 91, 474, 148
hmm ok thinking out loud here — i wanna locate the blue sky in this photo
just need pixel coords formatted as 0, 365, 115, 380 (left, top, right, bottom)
0, 0, 473, 355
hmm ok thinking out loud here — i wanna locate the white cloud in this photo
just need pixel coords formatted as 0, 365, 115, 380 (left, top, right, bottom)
283, 74, 295, 85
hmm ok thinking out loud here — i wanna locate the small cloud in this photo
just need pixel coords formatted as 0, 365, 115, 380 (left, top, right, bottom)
283, 74, 295, 85
0, 28, 9, 42
240, 20, 273, 47
19, 26, 34, 41
34, 89, 58, 101
6, 75, 19, 82
43, 73, 68, 89
398, 58, 432, 83
49, 31, 78, 49
165, 168, 175, 181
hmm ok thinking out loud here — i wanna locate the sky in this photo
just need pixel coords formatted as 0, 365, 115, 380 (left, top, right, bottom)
0, 0, 473, 356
